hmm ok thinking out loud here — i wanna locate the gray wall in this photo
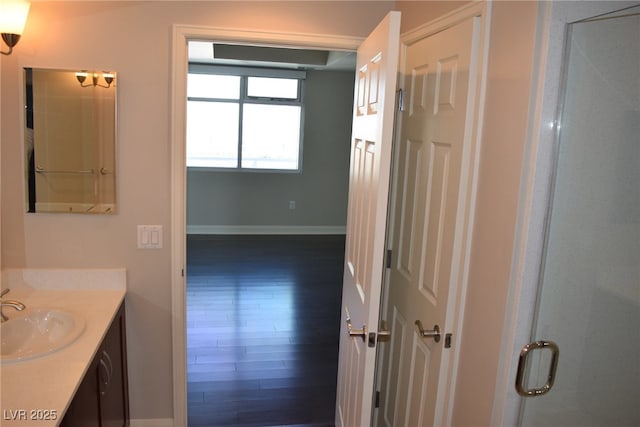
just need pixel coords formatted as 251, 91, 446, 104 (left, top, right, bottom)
187, 69, 355, 231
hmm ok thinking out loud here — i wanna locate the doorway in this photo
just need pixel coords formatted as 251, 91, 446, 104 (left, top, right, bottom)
171, 27, 364, 426
184, 43, 356, 425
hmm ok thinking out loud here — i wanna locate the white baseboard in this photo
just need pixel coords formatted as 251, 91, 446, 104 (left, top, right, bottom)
187, 225, 346, 235
129, 419, 174, 427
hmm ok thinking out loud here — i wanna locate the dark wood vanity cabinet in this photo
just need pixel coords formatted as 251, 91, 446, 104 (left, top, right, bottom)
60, 303, 129, 427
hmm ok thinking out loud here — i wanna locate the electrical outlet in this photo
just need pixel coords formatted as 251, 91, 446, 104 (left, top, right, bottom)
289, 200, 296, 210
138, 225, 163, 249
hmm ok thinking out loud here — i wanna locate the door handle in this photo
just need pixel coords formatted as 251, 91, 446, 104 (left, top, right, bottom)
377, 320, 391, 342
415, 320, 441, 343
515, 340, 560, 397
99, 358, 111, 396
346, 317, 367, 341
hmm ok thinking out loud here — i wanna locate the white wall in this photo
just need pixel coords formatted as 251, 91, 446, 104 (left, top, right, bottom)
0, 1, 394, 421
397, 0, 471, 33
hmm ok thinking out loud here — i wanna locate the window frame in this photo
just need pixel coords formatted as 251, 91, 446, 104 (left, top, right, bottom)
187, 64, 306, 173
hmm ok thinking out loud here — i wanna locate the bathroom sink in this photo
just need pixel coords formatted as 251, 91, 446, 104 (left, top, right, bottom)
1, 308, 85, 363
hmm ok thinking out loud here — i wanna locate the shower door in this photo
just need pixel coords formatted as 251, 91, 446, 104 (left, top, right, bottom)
518, 5, 640, 427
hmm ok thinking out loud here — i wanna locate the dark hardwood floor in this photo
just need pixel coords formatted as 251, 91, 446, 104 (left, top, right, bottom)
186, 235, 345, 427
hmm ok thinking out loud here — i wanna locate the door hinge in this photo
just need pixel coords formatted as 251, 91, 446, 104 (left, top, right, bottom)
386, 249, 393, 269
375, 390, 381, 408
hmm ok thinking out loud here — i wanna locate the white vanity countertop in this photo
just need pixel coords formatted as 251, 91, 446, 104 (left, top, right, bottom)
0, 269, 126, 427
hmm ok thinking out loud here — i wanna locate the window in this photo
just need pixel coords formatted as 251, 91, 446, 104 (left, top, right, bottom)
187, 65, 305, 171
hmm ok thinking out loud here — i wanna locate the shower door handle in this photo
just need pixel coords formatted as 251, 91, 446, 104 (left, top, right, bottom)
515, 340, 560, 397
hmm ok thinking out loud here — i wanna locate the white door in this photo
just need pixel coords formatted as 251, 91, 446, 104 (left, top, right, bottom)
517, 6, 640, 426
376, 13, 484, 427
335, 11, 401, 427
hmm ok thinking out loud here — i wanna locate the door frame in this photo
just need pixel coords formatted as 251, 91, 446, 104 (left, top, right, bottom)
492, 1, 640, 425
170, 24, 364, 426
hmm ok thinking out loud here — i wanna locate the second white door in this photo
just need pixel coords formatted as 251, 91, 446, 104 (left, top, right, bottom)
377, 10, 485, 427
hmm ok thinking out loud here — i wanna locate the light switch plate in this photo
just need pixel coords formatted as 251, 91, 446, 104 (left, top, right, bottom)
137, 225, 163, 249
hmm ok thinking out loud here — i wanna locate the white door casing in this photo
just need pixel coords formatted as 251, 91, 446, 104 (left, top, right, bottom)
376, 3, 489, 427
336, 11, 401, 427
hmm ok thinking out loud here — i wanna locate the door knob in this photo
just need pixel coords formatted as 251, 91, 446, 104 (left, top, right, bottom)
415, 320, 441, 343
346, 317, 367, 341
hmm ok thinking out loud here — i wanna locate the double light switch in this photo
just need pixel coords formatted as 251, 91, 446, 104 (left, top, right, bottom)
137, 225, 163, 249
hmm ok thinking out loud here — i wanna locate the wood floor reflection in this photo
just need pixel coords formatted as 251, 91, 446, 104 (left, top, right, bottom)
186, 235, 344, 427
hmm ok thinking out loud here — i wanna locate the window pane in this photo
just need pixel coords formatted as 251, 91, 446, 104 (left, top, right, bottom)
187, 101, 239, 168
247, 77, 299, 99
187, 74, 240, 99
241, 104, 301, 170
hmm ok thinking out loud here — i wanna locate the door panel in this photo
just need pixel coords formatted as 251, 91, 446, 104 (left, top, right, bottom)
377, 15, 480, 427
519, 6, 640, 426
382, 307, 408, 426
336, 11, 401, 427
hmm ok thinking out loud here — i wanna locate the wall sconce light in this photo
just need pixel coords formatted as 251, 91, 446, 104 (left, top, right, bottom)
75, 71, 115, 88
0, 0, 30, 55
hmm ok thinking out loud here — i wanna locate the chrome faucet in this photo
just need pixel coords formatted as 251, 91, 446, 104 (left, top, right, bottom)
0, 288, 26, 322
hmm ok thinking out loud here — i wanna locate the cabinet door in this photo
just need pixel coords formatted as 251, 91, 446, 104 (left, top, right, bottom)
60, 357, 101, 427
99, 304, 130, 427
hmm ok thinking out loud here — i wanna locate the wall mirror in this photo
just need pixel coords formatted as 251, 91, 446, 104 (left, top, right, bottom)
24, 67, 117, 214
